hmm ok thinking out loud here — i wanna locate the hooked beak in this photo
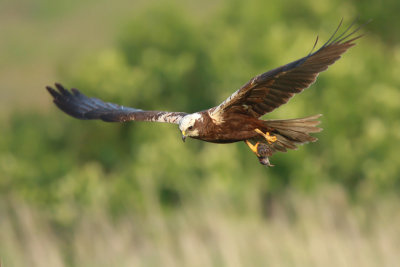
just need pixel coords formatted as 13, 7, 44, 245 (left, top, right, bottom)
181, 131, 186, 142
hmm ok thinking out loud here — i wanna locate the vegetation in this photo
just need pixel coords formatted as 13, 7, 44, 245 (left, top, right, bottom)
1, 0, 399, 266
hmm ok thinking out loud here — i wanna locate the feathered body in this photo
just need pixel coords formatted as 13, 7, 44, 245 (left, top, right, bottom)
185, 111, 263, 143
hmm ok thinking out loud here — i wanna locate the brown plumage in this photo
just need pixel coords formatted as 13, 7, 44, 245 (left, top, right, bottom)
46, 20, 366, 166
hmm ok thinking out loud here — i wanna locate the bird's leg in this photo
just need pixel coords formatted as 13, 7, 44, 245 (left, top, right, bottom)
254, 129, 277, 144
245, 140, 260, 157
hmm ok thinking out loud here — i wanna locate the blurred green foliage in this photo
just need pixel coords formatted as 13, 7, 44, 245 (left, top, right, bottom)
1, 0, 400, 246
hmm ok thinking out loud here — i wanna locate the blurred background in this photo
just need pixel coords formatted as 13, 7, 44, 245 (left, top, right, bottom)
1, 0, 400, 266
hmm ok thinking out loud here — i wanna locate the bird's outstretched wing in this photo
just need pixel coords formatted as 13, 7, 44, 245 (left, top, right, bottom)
46, 84, 187, 124
209, 20, 367, 121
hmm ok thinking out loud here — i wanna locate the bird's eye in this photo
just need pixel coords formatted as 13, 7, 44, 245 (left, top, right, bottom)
188, 126, 193, 130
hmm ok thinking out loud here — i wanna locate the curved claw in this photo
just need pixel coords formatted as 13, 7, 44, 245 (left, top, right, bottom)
254, 129, 277, 144
245, 140, 260, 157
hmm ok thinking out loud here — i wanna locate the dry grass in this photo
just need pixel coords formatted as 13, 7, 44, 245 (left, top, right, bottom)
1, 186, 399, 267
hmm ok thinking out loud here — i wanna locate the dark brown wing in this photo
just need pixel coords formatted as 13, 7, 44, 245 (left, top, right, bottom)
46, 83, 187, 124
209, 20, 365, 121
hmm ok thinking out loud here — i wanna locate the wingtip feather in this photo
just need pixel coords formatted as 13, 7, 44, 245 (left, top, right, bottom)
46, 85, 60, 99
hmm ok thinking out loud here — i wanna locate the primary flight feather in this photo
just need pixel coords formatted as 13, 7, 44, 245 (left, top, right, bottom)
47, 20, 365, 166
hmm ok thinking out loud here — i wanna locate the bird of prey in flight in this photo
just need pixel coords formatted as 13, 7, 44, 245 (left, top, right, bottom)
47, 20, 365, 166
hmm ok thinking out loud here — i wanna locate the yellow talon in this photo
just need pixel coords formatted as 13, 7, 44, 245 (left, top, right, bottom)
245, 140, 260, 157
254, 129, 277, 144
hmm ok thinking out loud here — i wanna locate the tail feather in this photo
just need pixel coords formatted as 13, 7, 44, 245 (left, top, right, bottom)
275, 135, 298, 150
275, 129, 318, 143
263, 114, 322, 152
266, 114, 322, 130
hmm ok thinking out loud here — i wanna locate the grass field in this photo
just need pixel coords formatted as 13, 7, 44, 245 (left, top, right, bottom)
2, 186, 400, 267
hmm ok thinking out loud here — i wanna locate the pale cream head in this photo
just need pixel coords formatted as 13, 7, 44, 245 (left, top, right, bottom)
179, 113, 202, 138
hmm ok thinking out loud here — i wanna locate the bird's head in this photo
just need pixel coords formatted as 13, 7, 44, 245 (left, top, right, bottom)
179, 113, 202, 142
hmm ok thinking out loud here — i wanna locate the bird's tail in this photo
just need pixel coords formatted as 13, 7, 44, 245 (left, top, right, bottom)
262, 114, 323, 153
